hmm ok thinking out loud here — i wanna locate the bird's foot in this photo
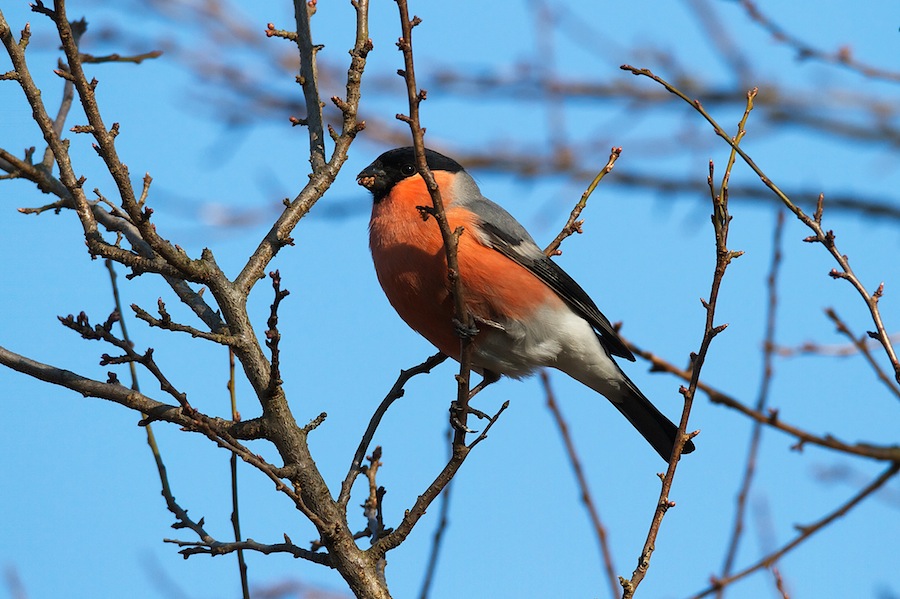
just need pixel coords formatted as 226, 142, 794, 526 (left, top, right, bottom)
449, 401, 477, 434
452, 318, 479, 340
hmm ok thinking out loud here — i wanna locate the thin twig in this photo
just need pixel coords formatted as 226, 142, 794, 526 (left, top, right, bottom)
622, 87, 751, 599
105, 259, 186, 581
621, 64, 900, 386
823, 308, 900, 400
688, 462, 900, 598
233, 0, 369, 295
369, 400, 509, 561
717, 209, 784, 594
265, 22, 299, 42
291, 0, 326, 171
338, 352, 448, 508
418, 426, 454, 599
544, 147, 622, 257
104, 263, 183, 528
541, 372, 618, 599
362, 447, 386, 542
43, 53, 77, 170
165, 535, 331, 564
265, 270, 290, 397
738, 0, 900, 84
104, 261, 140, 389
228, 347, 250, 599
624, 337, 900, 462
771, 333, 900, 359
393, 0, 477, 445
770, 566, 790, 599
131, 301, 238, 345
80, 50, 162, 64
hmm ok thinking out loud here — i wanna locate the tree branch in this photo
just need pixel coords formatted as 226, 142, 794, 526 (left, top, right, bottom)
544, 147, 621, 257
233, 0, 369, 296
292, 0, 326, 172
718, 210, 785, 592
0, 344, 258, 440
689, 461, 900, 598
622, 64, 900, 386
165, 535, 331, 565
624, 337, 900, 462
393, 0, 478, 447
541, 372, 618, 598
623, 85, 751, 599
338, 352, 448, 509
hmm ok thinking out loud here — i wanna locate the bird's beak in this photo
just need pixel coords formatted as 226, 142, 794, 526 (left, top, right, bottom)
356, 162, 383, 190
357, 174, 377, 189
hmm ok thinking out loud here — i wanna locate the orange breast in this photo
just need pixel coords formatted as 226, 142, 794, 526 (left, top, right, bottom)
369, 172, 560, 361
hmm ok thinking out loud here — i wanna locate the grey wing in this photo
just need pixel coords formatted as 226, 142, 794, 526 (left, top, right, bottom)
466, 195, 636, 362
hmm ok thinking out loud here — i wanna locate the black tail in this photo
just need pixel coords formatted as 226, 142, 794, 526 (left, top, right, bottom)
612, 374, 695, 461
559, 360, 696, 461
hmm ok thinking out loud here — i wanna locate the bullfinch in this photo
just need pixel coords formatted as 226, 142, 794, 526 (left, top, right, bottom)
358, 147, 694, 461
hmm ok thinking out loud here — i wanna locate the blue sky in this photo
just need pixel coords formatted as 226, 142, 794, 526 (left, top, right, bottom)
2, 1, 899, 598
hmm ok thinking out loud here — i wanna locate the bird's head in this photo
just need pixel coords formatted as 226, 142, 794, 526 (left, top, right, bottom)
357, 146, 464, 202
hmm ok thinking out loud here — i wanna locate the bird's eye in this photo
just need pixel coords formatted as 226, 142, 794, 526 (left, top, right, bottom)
400, 164, 416, 176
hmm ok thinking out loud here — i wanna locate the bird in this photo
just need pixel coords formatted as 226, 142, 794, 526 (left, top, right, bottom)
357, 146, 694, 461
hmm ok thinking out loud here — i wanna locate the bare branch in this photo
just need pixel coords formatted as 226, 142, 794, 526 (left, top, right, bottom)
164, 534, 331, 565
622, 64, 900, 385
544, 147, 621, 257
393, 0, 476, 446
131, 301, 237, 344
233, 0, 370, 295
623, 85, 750, 598
338, 352, 448, 509
369, 399, 509, 561
291, 0, 325, 171
80, 50, 162, 64
361, 446, 387, 545
689, 462, 900, 598
265, 270, 290, 396
823, 308, 900, 400
625, 337, 900, 462
225, 347, 250, 599
738, 0, 900, 84
0, 343, 260, 440
418, 426, 454, 599
541, 372, 618, 598
718, 210, 785, 591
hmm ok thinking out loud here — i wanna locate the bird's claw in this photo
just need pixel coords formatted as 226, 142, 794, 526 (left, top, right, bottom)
449, 401, 478, 434
452, 318, 479, 339
450, 414, 476, 434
